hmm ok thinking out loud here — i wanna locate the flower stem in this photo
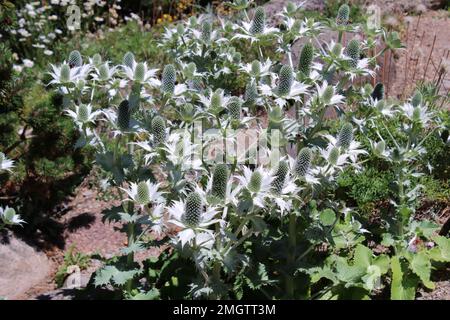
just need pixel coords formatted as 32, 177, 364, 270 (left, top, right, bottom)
286, 213, 297, 299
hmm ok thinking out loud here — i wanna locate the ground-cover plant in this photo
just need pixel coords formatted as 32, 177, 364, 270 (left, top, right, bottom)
55, 245, 91, 288
50, 0, 449, 300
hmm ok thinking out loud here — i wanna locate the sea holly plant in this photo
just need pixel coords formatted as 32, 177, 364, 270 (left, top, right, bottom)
49, 1, 448, 300
0, 152, 25, 230
352, 85, 450, 299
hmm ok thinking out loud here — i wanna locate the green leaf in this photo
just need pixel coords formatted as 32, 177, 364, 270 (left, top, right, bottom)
373, 255, 390, 274
410, 252, 435, 289
130, 288, 160, 300
120, 242, 145, 255
335, 257, 366, 284
353, 244, 372, 268
94, 266, 118, 287
112, 269, 141, 286
433, 236, 450, 261
249, 215, 267, 232
381, 233, 395, 247
319, 209, 335, 226
362, 265, 381, 291
390, 256, 418, 300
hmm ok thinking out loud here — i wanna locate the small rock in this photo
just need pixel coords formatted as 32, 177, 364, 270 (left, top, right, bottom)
0, 233, 51, 299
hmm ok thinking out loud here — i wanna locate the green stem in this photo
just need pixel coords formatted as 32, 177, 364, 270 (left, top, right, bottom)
286, 213, 297, 299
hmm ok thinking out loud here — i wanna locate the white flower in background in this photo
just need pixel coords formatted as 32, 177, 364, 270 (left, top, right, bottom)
121, 180, 165, 209
44, 50, 54, 56
13, 65, 23, 73
168, 191, 220, 248
372, 99, 396, 117
0, 152, 14, 172
345, 58, 376, 80
23, 59, 34, 68
0, 207, 25, 226
236, 166, 274, 208
65, 104, 101, 126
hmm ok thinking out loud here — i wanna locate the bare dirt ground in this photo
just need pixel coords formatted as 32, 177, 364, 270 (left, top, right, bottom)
15, 182, 126, 299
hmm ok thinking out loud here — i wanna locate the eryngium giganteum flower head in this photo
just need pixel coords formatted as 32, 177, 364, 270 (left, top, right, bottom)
298, 43, 314, 76
249, 6, 266, 35
184, 192, 203, 226
276, 65, 294, 97
228, 96, 242, 120
336, 4, 350, 25
68, 50, 82, 68
294, 147, 312, 177
123, 51, 135, 69
201, 21, 212, 42
151, 115, 166, 146
272, 160, 289, 193
244, 81, 258, 106
337, 123, 353, 150
411, 91, 423, 107
346, 39, 360, 68
161, 64, 176, 94
117, 100, 130, 131
211, 164, 229, 200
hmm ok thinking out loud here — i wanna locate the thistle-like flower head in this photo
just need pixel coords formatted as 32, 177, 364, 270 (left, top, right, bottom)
68, 50, 83, 68
294, 147, 312, 177
151, 115, 167, 146
161, 64, 176, 94
0, 152, 14, 172
250, 7, 266, 35
298, 43, 314, 76
336, 4, 350, 25
211, 164, 229, 201
121, 180, 164, 207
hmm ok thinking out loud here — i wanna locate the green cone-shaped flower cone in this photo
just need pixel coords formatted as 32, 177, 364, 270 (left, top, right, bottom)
162, 64, 176, 94
277, 65, 293, 96
201, 21, 212, 42
295, 147, 312, 177
298, 43, 314, 76
136, 181, 150, 205
117, 100, 130, 131
272, 160, 289, 193
68, 50, 82, 67
346, 39, 360, 68
151, 115, 166, 146
228, 97, 242, 120
337, 123, 353, 150
184, 192, 202, 226
211, 164, 229, 200
122, 51, 135, 69
336, 4, 350, 25
250, 7, 265, 35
